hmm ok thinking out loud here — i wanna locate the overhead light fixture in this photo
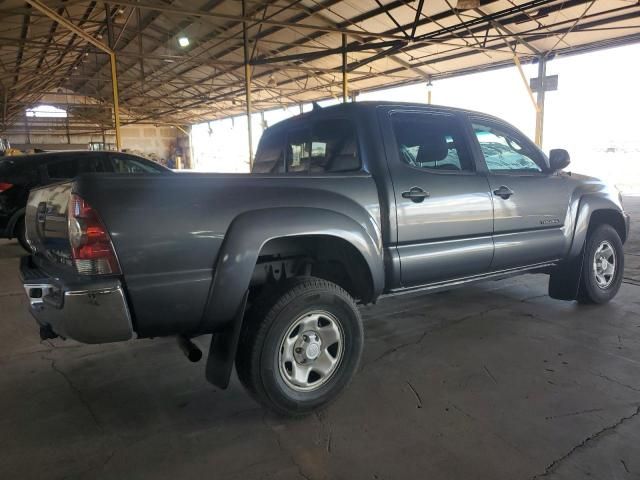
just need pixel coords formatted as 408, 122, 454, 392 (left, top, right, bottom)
178, 36, 190, 48
455, 0, 480, 9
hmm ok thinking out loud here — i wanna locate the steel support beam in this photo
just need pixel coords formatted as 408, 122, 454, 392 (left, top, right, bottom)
342, 34, 348, 103
242, 0, 253, 167
535, 55, 547, 147
107, 0, 407, 40
513, 55, 539, 109
24, 0, 122, 149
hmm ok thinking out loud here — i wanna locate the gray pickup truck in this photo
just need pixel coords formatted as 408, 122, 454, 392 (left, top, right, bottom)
21, 102, 629, 416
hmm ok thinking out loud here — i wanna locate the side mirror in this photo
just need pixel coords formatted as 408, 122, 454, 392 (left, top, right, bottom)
549, 149, 570, 171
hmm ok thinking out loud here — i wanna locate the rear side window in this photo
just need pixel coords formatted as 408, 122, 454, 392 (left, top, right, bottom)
391, 113, 474, 172
47, 158, 77, 179
77, 155, 108, 173
109, 155, 163, 173
283, 118, 360, 174
0, 159, 37, 184
253, 130, 285, 173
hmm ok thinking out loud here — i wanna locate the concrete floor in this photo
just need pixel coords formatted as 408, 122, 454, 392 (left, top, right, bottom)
1, 198, 640, 480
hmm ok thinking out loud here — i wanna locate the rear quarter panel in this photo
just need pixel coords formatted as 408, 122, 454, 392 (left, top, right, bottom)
73, 172, 381, 337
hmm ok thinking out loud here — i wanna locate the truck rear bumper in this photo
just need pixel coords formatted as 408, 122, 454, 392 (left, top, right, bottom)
20, 256, 133, 344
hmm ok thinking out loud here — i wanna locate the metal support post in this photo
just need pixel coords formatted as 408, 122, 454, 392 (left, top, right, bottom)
25, 0, 122, 150
342, 34, 348, 103
535, 55, 547, 147
109, 53, 122, 150
242, 0, 253, 167
513, 55, 542, 146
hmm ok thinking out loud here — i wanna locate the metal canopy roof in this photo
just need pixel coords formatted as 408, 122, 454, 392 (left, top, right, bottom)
1, 0, 639, 129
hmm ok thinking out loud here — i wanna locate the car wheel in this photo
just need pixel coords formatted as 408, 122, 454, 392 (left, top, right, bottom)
236, 277, 363, 416
15, 217, 30, 252
577, 224, 624, 304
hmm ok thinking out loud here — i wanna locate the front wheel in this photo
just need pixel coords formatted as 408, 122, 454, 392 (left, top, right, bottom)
236, 277, 363, 416
577, 224, 624, 304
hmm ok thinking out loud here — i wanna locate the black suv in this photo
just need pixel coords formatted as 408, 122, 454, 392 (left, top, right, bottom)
0, 150, 169, 249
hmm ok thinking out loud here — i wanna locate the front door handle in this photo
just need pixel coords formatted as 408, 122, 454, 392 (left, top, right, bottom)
402, 187, 430, 203
493, 185, 514, 200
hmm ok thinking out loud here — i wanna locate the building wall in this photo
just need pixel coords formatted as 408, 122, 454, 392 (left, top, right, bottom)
4, 123, 191, 168
119, 125, 188, 166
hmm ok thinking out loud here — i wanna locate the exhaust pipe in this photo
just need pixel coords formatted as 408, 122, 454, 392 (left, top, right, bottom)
177, 336, 202, 362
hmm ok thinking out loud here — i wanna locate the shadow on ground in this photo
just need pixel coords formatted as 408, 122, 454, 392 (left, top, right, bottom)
1, 197, 639, 480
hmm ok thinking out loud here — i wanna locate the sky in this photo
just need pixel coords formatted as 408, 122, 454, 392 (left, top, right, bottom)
191, 42, 640, 190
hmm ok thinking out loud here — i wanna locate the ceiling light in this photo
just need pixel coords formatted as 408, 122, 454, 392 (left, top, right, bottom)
178, 36, 190, 48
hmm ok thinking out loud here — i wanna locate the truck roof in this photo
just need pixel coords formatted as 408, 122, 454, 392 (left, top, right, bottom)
267, 101, 501, 132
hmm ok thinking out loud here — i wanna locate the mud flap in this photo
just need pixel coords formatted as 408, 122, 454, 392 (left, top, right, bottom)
205, 290, 249, 389
548, 247, 586, 301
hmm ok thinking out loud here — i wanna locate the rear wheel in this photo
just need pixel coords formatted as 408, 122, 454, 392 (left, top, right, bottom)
236, 277, 363, 416
15, 217, 29, 252
577, 224, 624, 304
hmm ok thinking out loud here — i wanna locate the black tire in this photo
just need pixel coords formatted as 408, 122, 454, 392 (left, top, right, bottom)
15, 217, 30, 252
577, 224, 624, 304
236, 277, 363, 416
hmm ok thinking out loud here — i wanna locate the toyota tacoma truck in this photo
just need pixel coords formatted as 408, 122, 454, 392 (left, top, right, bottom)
20, 102, 630, 416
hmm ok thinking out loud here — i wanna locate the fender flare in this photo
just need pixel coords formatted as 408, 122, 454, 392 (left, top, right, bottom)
201, 206, 383, 332
567, 194, 626, 259
201, 207, 383, 388
550, 193, 626, 300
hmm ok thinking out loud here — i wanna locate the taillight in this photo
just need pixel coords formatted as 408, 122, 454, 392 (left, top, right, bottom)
67, 194, 121, 275
0, 182, 13, 193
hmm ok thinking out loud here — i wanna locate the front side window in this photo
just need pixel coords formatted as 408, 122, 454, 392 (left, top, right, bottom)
472, 122, 544, 173
391, 113, 474, 172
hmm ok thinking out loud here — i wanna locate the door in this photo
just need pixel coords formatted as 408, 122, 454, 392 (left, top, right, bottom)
383, 110, 494, 287
469, 117, 570, 270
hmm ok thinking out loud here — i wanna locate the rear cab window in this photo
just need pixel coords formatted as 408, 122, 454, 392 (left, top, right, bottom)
253, 117, 360, 174
253, 130, 285, 173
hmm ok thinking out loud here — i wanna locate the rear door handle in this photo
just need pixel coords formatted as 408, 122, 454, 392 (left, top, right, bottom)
402, 187, 430, 203
493, 186, 514, 200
